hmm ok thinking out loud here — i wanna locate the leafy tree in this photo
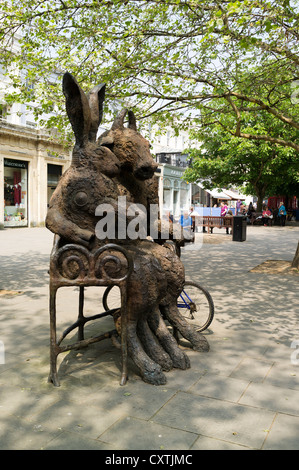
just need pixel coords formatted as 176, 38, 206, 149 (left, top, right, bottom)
183, 107, 299, 210
0, 0, 298, 151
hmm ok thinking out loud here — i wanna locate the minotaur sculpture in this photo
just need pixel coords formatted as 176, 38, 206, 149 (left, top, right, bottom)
46, 73, 208, 385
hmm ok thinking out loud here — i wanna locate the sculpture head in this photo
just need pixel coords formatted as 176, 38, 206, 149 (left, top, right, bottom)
62, 72, 120, 177
98, 109, 158, 180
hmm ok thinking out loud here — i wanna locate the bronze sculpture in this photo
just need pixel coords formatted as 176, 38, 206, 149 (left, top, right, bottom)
46, 73, 209, 386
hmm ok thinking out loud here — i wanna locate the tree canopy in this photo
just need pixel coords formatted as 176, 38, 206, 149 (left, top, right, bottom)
183, 105, 299, 209
0, 0, 299, 151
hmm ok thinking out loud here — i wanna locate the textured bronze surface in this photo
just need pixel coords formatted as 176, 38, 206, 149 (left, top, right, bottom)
46, 73, 208, 386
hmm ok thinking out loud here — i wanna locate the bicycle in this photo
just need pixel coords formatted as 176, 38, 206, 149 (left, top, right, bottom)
102, 279, 214, 333
177, 281, 214, 332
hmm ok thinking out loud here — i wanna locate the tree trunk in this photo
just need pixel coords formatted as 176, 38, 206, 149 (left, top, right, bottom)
292, 241, 299, 269
254, 184, 266, 212
256, 192, 265, 212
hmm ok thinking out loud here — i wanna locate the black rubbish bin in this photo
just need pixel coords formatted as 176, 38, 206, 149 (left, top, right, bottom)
233, 216, 247, 242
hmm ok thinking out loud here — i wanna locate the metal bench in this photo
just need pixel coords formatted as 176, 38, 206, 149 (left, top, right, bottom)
48, 235, 133, 387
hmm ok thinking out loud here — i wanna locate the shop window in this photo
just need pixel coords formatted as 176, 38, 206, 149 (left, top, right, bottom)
173, 179, 179, 190
180, 182, 189, 210
163, 188, 171, 208
163, 178, 171, 189
4, 159, 28, 227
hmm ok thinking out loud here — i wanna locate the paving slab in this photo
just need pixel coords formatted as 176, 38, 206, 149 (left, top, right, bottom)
99, 416, 198, 450
28, 401, 125, 440
229, 356, 275, 382
43, 431, 117, 451
189, 373, 250, 402
239, 382, 299, 416
0, 413, 61, 450
152, 391, 276, 449
190, 434, 250, 450
262, 413, 299, 450
0, 224, 298, 450
78, 379, 177, 421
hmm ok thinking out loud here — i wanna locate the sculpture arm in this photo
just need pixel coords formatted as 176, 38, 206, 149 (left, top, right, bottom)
46, 207, 94, 247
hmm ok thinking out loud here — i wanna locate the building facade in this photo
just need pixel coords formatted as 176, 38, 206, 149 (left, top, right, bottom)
0, 120, 71, 229
154, 152, 192, 219
0, 43, 72, 230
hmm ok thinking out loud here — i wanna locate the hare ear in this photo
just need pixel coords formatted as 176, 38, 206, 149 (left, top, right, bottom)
87, 83, 106, 142
62, 72, 91, 147
111, 108, 127, 130
128, 110, 137, 131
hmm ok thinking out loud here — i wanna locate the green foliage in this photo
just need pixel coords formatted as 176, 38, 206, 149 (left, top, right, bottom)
0, 0, 298, 153
184, 107, 299, 207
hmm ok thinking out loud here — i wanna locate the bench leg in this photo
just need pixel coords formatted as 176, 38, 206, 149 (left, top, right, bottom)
78, 286, 85, 341
120, 287, 128, 386
48, 285, 60, 387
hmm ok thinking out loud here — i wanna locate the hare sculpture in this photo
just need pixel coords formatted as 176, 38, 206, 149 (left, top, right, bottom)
46, 73, 208, 386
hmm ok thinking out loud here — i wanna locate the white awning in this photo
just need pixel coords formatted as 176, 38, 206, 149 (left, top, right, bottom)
222, 189, 246, 200
207, 188, 232, 199
196, 183, 231, 200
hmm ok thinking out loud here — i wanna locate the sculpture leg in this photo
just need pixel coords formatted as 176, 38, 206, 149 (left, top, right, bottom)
161, 303, 210, 352
136, 315, 173, 371
127, 320, 167, 385
148, 308, 190, 369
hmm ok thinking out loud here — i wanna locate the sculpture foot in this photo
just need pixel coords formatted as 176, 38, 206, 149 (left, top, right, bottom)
187, 331, 210, 352
161, 304, 210, 353
141, 365, 167, 385
148, 309, 190, 370
126, 323, 168, 385
137, 317, 173, 371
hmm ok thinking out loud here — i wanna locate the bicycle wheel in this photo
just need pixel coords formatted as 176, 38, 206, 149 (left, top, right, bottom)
177, 281, 214, 332
103, 285, 121, 312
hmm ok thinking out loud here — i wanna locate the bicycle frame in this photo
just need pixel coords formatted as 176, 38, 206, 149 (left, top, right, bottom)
177, 289, 192, 309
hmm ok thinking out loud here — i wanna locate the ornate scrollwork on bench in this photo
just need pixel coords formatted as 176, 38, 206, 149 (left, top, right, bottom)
50, 236, 133, 286
48, 236, 133, 387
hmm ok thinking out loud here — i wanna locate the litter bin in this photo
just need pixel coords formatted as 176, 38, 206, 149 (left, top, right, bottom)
233, 216, 247, 242
295, 209, 299, 222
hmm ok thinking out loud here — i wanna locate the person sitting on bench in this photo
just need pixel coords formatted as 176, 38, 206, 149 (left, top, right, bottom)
262, 206, 273, 226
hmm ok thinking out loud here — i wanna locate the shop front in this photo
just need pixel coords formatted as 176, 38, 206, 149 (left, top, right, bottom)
159, 165, 192, 220
0, 121, 71, 230
4, 158, 28, 227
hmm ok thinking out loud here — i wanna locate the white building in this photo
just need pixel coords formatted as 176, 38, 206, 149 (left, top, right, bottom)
148, 126, 199, 219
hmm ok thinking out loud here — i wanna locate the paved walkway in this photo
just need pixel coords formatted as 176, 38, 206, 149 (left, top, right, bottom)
0, 224, 298, 450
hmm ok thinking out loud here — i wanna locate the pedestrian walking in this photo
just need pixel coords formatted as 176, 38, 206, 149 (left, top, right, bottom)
236, 199, 241, 214
220, 201, 228, 217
